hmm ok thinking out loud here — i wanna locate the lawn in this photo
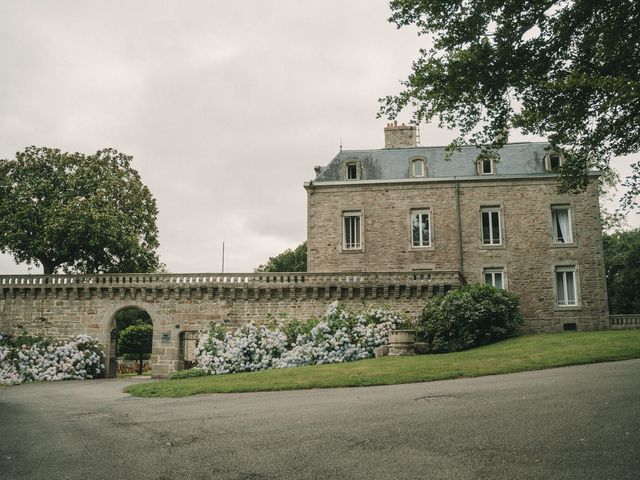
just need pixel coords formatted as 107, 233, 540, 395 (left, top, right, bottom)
124, 330, 640, 398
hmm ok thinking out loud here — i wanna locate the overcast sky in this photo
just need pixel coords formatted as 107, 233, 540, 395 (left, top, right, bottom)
1, 1, 638, 275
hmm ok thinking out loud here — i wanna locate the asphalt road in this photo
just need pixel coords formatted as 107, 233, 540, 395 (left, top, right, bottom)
1, 360, 639, 480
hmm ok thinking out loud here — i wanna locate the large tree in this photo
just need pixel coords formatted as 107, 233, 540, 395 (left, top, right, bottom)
380, 0, 640, 208
603, 228, 640, 314
0, 146, 162, 274
256, 242, 307, 272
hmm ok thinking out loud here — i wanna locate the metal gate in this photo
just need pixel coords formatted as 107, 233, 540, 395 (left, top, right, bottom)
108, 328, 118, 378
180, 331, 199, 370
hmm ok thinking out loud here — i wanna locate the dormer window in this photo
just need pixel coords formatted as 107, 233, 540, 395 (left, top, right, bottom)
478, 158, 495, 175
345, 162, 359, 180
545, 153, 565, 171
411, 158, 426, 177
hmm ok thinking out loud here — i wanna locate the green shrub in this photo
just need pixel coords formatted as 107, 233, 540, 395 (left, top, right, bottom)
279, 318, 319, 346
12, 333, 45, 348
123, 352, 151, 361
118, 324, 153, 375
416, 284, 522, 353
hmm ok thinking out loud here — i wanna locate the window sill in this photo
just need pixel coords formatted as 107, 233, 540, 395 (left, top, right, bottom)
550, 242, 577, 248
554, 305, 583, 312
340, 248, 364, 254
479, 244, 505, 250
410, 245, 435, 252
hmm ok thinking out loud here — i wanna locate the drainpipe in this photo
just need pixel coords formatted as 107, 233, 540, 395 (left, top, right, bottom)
455, 179, 464, 280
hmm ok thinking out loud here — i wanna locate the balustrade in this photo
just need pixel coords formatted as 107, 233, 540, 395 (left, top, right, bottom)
610, 314, 640, 329
0, 271, 463, 289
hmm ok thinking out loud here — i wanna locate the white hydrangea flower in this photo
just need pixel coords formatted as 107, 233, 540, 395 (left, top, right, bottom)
0, 333, 105, 385
194, 304, 405, 375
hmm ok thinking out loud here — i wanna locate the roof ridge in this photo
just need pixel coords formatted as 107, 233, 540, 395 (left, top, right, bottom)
338, 141, 549, 153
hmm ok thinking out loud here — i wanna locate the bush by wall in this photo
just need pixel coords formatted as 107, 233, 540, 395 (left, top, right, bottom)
0, 333, 104, 385
193, 302, 404, 375
415, 284, 522, 353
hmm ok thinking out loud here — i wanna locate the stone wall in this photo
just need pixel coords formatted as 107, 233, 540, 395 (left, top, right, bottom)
306, 176, 609, 333
0, 271, 462, 377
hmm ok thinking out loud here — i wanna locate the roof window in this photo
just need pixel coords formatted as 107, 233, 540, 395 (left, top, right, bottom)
346, 162, 359, 180
545, 153, 565, 172
477, 158, 495, 175
411, 158, 426, 177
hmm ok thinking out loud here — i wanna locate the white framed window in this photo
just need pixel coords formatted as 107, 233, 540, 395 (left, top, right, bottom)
342, 211, 362, 250
477, 158, 495, 175
481, 207, 502, 245
346, 162, 358, 180
484, 268, 505, 289
411, 159, 426, 177
555, 266, 578, 306
411, 209, 431, 247
545, 153, 564, 171
551, 205, 573, 244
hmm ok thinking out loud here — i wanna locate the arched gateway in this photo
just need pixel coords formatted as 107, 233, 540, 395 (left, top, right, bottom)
104, 305, 153, 378
0, 272, 462, 377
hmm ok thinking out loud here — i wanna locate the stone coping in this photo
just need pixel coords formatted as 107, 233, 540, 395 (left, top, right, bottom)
0, 271, 463, 288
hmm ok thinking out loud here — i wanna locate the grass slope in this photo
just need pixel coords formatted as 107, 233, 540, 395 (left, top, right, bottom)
125, 330, 640, 398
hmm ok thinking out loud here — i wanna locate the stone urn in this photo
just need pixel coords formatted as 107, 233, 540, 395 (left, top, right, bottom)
388, 329, 416, 356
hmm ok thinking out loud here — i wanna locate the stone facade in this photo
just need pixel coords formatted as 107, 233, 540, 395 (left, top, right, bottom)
306, 139, 610, 333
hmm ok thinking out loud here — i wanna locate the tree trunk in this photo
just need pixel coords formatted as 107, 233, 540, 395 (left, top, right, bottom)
138, 355, 143, 375
40, 258, 58, 275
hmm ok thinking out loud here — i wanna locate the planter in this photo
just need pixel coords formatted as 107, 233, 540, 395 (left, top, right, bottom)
388, 329, 416, 356
373, 345, 389, 357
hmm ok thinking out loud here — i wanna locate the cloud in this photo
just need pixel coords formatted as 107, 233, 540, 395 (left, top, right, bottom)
1, 1, 636, 275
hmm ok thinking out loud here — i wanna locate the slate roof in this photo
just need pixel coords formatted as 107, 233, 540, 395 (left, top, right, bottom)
313, 142, 554, 183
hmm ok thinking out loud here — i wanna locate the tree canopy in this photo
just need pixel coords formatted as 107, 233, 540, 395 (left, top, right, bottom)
603, 228, 640, 314
380, 0, 640, 208
256, 242, 307, 272
115, 307, 152, 332
0, 146, 162, 274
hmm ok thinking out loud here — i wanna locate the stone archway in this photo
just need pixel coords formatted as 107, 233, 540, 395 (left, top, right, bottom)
104, 305, 154, 378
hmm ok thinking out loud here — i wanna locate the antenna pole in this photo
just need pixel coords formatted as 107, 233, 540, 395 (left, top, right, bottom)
339, 137, 342, 151
222, 241, 225, 273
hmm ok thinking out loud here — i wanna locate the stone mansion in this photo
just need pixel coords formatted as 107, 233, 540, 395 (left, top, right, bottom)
305, 123, 609, 332
0, 123, 610, 376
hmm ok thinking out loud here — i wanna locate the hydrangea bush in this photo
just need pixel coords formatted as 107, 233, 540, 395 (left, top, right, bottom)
193, 303, 405, 375
0, 333, 105, 385
416, 283, 522, 353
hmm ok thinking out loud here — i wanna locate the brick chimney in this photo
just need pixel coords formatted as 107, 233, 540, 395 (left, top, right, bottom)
384, 121, 417, 148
